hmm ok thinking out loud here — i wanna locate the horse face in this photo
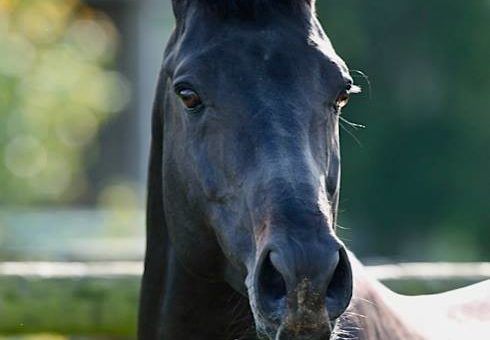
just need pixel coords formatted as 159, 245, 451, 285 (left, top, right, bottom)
162, 2, 355, 338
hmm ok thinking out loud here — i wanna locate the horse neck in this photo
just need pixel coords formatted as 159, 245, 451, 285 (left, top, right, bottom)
333, 254, 425, 340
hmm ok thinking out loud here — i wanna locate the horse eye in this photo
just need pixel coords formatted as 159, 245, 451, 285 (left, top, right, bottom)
177, 88, 202, 109
335, 91, 350, 109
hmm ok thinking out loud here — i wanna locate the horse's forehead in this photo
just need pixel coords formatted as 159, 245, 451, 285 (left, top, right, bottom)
193, 34, 324, 78
200, 25, 346, 75
199, 24, 303, 56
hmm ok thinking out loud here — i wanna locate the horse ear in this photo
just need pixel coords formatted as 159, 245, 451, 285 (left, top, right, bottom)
306, 0, 317, 13
171, 0, 189, 22
137, 72, 169, 340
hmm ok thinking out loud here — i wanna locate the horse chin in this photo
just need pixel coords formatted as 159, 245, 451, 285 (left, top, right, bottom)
256, 329, 334, 340
254, 317, 336, 340
250, 297, 337, 339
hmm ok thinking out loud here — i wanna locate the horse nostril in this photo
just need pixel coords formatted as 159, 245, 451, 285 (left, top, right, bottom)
325, 248, 353, 320
257, 251, 287, 317
254, 247, 353, 328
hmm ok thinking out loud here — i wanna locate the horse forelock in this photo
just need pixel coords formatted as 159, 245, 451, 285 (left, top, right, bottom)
193, 0, 315, 18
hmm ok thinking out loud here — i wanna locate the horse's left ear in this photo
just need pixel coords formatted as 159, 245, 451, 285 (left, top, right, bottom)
306, 0, 317, 14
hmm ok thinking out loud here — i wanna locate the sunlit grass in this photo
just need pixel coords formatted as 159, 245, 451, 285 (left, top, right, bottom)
0, 335, 67, 340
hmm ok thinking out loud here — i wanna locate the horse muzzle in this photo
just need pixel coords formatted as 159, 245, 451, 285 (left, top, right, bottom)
250, 240, 353, 340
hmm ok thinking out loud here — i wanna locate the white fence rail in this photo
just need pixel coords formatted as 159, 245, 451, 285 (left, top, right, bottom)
0, 261, 489, 337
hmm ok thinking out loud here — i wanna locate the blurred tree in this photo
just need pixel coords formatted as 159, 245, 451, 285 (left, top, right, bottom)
0, 0, 130, 205
317, 0, 490, 261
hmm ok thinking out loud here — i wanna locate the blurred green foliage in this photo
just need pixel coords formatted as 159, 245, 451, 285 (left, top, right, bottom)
317, 1, 490, 261
0, 0, 130, 205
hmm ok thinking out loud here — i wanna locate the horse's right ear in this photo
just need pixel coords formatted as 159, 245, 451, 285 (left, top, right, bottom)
171, 0, 189, 22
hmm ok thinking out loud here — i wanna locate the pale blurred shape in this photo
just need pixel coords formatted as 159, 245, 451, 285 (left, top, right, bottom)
78, 70, 132, 115
15, 0, 75, 44
31, 46, 89, 95
103, 71, 132, 113
0, 1, 12, 33
29, 154, 72, 199
4, 135, 47, 178
98, 181, 143, 234
55, 107, 99, 147
98, 182, 139, 210
66, 19, 116, 62
0, 34, 36, 76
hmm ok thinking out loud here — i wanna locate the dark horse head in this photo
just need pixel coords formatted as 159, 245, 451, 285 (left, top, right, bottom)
140, 1, 359, 339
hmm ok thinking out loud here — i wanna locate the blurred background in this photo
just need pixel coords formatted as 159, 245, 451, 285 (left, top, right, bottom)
0, 0, 488, 338
0, 0, 173, 263
319, 1, 490, 262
